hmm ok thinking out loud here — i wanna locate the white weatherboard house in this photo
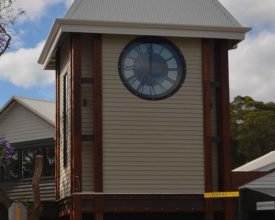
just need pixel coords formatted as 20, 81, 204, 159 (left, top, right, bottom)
0, 96, 57, 218
233, 151, 275, 220
39, 0, 249, 220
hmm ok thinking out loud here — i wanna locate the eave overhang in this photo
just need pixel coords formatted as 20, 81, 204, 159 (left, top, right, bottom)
38, 19, 250, 70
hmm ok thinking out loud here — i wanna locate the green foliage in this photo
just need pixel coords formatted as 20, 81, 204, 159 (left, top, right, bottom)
0, 138, 14, 167
231, 96, 275, 167
18, 196, 34, 215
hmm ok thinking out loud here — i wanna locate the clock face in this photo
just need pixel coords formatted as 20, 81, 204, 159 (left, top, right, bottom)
118, 37, 186, 100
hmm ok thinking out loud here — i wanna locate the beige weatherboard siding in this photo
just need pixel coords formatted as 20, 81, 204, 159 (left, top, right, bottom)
59, 37, 71, 198
209, 40, 219, 191
81, 34, 94, 191
102, 35, 204, 193
0, 103, 54, 143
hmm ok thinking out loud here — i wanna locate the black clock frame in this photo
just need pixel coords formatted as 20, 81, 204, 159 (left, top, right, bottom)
118, 36, 186, 101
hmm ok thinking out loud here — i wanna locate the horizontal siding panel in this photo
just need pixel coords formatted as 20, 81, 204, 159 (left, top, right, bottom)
104, 147, 203, 153
81, 34, 92, 78
104, 161, 203, 166
104, 139, 202, 145
104, 166, 203, 172
104, 151, 203, 157
82, 141, 93, 191
104, 157, 204, 163
104, 134, 202, 140
103, 125, 203, 132
0, 104, 54, 143
1, 177, 55, 201
81, 34, 94, 192
59, 38, 71, 199
102, 35, 204, 193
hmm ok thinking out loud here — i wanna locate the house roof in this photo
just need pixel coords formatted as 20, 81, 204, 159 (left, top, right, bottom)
65, 0, 241, 28
233, 151, 275, 172
38, 0, 250, 70
0, 96, 55, 126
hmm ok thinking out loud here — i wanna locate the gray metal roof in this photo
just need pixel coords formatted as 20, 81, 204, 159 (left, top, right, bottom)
0, 96, 55, 126
38, 0, 250, 69
241, 172, 275, 189
233, 151, 275, 172
65, 0, 241, 28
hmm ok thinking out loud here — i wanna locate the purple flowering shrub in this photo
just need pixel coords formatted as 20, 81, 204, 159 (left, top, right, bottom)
0, 138, 14, 167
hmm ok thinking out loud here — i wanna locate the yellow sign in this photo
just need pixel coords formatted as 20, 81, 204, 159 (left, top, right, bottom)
204, 191, 240, 198
16, 203, 20, 220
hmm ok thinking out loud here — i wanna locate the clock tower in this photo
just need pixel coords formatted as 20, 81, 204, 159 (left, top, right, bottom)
39, 0, 249, 220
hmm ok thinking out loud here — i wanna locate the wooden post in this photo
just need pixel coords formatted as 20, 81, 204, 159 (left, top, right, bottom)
92, 34, 103, 193
92, 33, 104, 220
202, 39, 214, 220
30, 155, 43, 220
71, 33, 82, 193
55, 48, 61, 200
215, 39, 234, 220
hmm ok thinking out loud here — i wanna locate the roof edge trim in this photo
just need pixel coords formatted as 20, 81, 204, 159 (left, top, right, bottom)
39, 19, 250, 69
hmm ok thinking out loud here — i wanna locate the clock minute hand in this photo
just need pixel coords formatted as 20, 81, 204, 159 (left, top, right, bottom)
149, 44, 152, 75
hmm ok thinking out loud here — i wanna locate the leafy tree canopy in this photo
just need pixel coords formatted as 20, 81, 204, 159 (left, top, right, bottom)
231, 96, 275, 168
0, 0, 25, 56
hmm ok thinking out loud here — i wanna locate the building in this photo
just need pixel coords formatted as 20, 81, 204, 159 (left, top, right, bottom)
233, 151, 275, 220
38, 0, 249, 219
0, 96, 56, 218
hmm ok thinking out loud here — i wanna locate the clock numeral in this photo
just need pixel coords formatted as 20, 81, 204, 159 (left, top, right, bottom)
165, 56, 174, 62
126, 75, 137, 84
127, 55, 138, 60
150, 85, 156, 96
158, 46, 164, 55
160, 84, 168, 93
168, 68, 178, 71
165, 76, 176, 84
124, 65, 134, 71
134, 46, 143, 56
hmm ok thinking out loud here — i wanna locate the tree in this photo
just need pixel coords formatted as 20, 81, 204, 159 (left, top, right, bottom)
0, 0, 25, 56
231, 96, 275, 167
0, 139, 43, 220
0, 138, 14, 216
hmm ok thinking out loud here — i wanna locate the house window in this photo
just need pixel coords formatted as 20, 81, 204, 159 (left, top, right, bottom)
0, 139, 55, 181
63, 73, 69, 168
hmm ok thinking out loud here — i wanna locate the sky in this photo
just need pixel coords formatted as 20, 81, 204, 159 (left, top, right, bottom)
0, 0, 275, 107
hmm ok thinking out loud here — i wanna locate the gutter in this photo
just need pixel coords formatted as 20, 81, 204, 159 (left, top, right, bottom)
38, 18, 250, 69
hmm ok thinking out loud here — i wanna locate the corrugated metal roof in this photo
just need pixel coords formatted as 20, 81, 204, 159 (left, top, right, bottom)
65, 0, 241, 28
38, 0, 250, 69
240, 172, 275, 195
0, 96, 55, 126
233, 151, 275, 172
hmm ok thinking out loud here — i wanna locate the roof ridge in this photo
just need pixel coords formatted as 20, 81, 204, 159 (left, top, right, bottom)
212, 0, 241, 27
233, 151, 275, 171
15, 96, 55, 104
65, 0, 83, 19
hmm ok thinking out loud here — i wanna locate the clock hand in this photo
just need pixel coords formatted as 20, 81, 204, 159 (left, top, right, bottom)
149, 44, 152, 76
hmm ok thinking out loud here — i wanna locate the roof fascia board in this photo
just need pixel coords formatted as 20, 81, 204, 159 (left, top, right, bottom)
38, 20, 63, 68
39, 19, 250, 69
238, 168, 275, 189
0, 96, 16, 117
62, 23, 248, 39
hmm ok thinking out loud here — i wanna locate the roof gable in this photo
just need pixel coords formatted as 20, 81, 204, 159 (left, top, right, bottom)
233, 151, 275, 172
0, 96, 55, 126
240, 172, 275, 194
0, 101, 55, 143
65, 0, 241, 28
